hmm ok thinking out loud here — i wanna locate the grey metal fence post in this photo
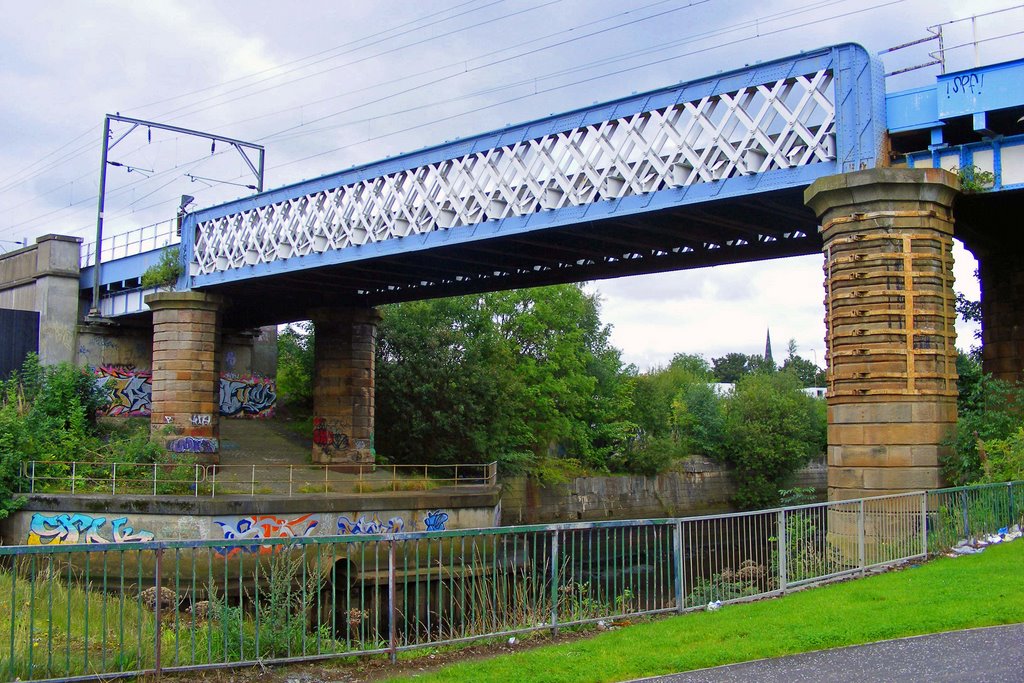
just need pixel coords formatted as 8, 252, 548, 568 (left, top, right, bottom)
388, 540, 397, 663
154, 547, 163, 677
777, 510, 788, 592
550, 529, 560, 635
961, 489, 970, 538
1009, 482, 1015, 527
673, 520, 684, 613
857, 499, 866, 575
920, 492, 929, 558
112, 463, 117, 495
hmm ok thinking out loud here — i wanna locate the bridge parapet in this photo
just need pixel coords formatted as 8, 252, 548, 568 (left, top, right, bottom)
184, 44, 883, 295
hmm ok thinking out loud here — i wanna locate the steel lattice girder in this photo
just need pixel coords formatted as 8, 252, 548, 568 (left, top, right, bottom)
183, 44, 883, 299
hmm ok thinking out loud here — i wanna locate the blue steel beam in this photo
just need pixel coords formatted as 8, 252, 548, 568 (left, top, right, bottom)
886, 57, 1024, 133
180, 43, 883, 293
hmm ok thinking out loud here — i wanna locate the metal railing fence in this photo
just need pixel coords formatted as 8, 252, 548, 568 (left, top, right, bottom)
18, 461, 499, 497
0, 481, 1019, 682
80, 219, 180, 269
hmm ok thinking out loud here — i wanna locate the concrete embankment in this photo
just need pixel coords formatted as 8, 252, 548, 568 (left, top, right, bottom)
501, 456, 827, 525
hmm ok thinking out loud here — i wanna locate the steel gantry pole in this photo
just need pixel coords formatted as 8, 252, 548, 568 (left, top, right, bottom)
90, 115, 112, 317
88, 114, 265, 317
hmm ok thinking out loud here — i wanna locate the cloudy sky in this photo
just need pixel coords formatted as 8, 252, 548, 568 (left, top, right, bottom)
2, 0, 1020, 369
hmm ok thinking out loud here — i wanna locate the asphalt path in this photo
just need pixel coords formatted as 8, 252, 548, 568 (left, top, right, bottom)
630, 623, 1024, 683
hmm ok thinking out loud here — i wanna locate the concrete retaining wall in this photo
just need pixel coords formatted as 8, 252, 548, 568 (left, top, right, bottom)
0, 488, 501, 547
501, 457, 827, 525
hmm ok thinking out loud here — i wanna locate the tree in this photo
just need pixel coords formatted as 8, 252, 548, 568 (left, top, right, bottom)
712, 352, 773, 382
670, 381, 724, 457
276, 322, 314, 407
942, 351, 1024, 484
720, 372, 826, 509
375, 284, 636, 477
780, 339, 825, 387
630, 353, 711, 441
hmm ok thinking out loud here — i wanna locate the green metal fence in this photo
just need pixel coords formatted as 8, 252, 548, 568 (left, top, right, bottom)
0, 481, 1019, 682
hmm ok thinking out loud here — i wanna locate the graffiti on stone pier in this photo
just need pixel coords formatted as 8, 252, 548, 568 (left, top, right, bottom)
93, 367, 277, 419
219, 375, 277, 418
28, 513, 154, 545
95, 365, 152, 417
167, 436, 218, 453
214, 514, 319, 558
313, 418, 349, 453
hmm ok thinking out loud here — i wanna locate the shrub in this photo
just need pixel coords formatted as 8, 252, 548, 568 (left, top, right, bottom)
140, 247, 183, 289
943, 364, 1024, 484
979, 427, 1024, 483
720, 372, 826, 509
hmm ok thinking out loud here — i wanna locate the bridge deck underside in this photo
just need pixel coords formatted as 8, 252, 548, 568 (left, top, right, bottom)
207, 186, 820, 328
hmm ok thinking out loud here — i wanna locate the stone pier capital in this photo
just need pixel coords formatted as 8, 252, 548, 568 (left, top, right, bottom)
805, 167, 960, 223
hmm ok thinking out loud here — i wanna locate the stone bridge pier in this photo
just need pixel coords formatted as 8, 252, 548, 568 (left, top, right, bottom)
146, 291, 224, 463
310, 307, 380, 466
141, 294, 381, 466
806, 168, 960, 501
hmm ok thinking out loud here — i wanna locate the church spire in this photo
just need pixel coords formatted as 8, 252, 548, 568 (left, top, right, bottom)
764, 328, 773, 365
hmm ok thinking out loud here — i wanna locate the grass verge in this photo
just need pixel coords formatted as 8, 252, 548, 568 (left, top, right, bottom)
383, 540, 1024, 683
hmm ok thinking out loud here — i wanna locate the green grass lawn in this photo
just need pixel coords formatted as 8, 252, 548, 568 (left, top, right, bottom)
384, 540, 1024, 683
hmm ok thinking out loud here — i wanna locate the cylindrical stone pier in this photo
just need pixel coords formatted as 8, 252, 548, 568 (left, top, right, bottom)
311, 307, 380, 465
145, 291, 224, 463
978, 250, 1024, 383
806, 168, 960, 502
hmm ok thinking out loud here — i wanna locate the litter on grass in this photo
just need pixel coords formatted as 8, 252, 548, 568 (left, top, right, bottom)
946, 524, 1021, 558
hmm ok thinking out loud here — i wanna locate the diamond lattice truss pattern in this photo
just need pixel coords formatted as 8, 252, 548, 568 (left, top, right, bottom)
194, 70, 836, 276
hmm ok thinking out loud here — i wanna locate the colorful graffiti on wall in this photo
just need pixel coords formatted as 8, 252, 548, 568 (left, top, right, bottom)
95, 365, 152, 417
335, 510, 449, 535
219, 375, 277, 418
313, 418, 349, 453
337, 514, 405, 535
27, 512, 154, 545
214, 514, 319, 558
93, 366, 277, 419
423, 510, 449, 531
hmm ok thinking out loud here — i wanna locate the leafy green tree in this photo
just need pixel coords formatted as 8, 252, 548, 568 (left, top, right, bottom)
712, 352, 773, 382
781, 339, 825, 387
630, 353, 711, 441
375, 285, 636, 477
670, 381, 724, 457
943, 351, 1024, 484
720, 372, 826, 509
712, 352, 751, 382
276, 322, 315, 407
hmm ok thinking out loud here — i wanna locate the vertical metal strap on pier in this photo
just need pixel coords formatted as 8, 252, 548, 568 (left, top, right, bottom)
550, 529, 560, 635
388, 540, 397, 663
776, 511, 788, 592
857, 500, 866, 575
673, 520, 684, 613
154, 548, 163, 677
